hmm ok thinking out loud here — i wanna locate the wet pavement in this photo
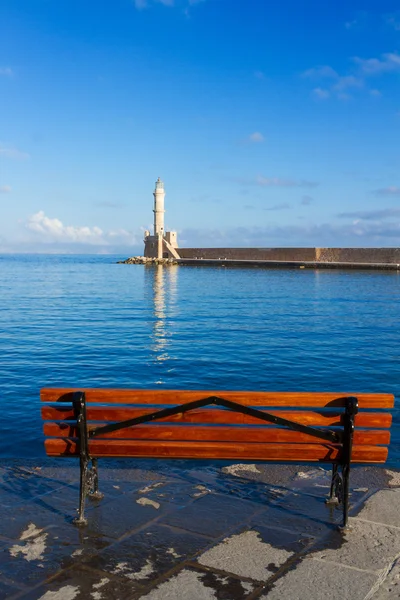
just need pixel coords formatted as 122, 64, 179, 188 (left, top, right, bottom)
0, 458, 399, 599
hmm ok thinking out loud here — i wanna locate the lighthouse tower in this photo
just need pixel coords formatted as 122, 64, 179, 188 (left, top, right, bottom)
153, 177, 165, 236
143, 178, 179, 259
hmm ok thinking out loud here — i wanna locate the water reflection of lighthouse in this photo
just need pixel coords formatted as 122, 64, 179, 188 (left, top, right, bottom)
151, 264, 178, 377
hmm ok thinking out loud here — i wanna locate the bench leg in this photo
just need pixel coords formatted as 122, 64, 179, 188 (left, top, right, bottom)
338, 396, 357, 532
73, 458, 104, 525
326, 464, 340, 505
73, 391, 90, 526
325, 463, 351, 531
88, 458, 104, 500
73, 455, 89, 526
340, 463, 351, 532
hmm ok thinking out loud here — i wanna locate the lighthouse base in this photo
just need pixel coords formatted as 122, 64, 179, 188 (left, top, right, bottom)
144, 232, 179, 259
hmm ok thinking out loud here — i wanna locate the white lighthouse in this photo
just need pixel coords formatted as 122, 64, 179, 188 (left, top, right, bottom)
153, 177, 165, 236
144, 178, 179, 259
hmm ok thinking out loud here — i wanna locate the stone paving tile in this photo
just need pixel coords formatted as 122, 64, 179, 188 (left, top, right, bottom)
138, 567, 256, 600
260, 557, 379, 600
222, 463, 314, 487
251, 503, 337, 538
312, 518, 400, 572
0, 479, 121, 541
0, 579, 23, 600
386, 469, 400, 488
0, 481, 203, 542
0, 521, 112, 589
271, 490, 344, 527
216, 475, 290, 505
20, 461, 182, 488
288, 466, 331, 488
142, 461, 220, 482
0, 495, 78, 541
84, 477, 199, 507
355, 489, 400, 527
351, 466, 393, 490
143, 481, 210, 506
371, 557, 400, 599
81, 491, 170, 539
197, 527, 304, 582
256, 524, 314, 555
0, 470, 71, 508
16, 566, 138, 600
160, 493, 261, 538
84, 523, 211, 588
91, 479, 148, 501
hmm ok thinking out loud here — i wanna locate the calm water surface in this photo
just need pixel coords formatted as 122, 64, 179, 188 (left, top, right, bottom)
1, 254, 399, 466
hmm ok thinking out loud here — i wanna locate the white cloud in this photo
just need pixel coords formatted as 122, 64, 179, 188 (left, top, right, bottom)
264, 203, 291, 211
305, 52, 400, 101
332, 75, 363, 91
354, 52, 400, 75
345, 19, 358, 29
256, 176, 318, 188
385, 11, 400, 31
312, 87, 330, 100
181, 221, 400, 247
27, 211, 103, 243
344, 11, 368, 30
373, 186, 400, 196
338, 208, 400, 220
95, 201, 127, 208
0, 145, 30, 160
306, 70, 363, 99
0, 67, 13, 77
248, 132, 264, 143
232, 175, 318, 189
302, 66, 338, 79
134, 0, 204, 9
309, 74, 362, 101
0, 185, 11, 194
26, 211, 137, 246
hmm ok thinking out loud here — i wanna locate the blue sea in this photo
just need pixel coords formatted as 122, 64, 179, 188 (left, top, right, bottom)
1, 254, 399, 466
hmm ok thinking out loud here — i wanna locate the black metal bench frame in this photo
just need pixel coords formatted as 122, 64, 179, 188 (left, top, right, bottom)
72, 391, 358, 530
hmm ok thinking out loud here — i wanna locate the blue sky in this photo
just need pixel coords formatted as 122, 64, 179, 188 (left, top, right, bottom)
1, 0, 400, 253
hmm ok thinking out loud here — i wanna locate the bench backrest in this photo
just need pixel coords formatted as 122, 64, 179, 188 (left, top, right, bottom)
41, 389, 394, 464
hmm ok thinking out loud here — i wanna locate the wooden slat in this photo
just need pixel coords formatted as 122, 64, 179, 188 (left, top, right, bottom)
41, 406, 393, 429
40, 388, 395, 409
44, 439, 388, 463
43, 423, 391, 446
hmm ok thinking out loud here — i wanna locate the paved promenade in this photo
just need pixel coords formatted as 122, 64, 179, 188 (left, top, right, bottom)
0, 459, 399, 599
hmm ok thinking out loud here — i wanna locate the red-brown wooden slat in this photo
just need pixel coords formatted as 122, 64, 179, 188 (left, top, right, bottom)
44, 439, 388, 463
41, 406, 393, 429
40, 388, 395, 409
42, 422, 391, 446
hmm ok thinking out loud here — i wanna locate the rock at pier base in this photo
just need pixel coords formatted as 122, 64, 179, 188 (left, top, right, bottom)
117, 256, 178, 265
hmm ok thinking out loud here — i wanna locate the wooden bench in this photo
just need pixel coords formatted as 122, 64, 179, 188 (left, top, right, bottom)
41, 389, 394, 530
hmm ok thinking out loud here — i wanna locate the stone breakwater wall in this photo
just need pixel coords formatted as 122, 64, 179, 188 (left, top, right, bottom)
178, 247, 400, 264
117, 256, 178, 265
118, 248, 400, 269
